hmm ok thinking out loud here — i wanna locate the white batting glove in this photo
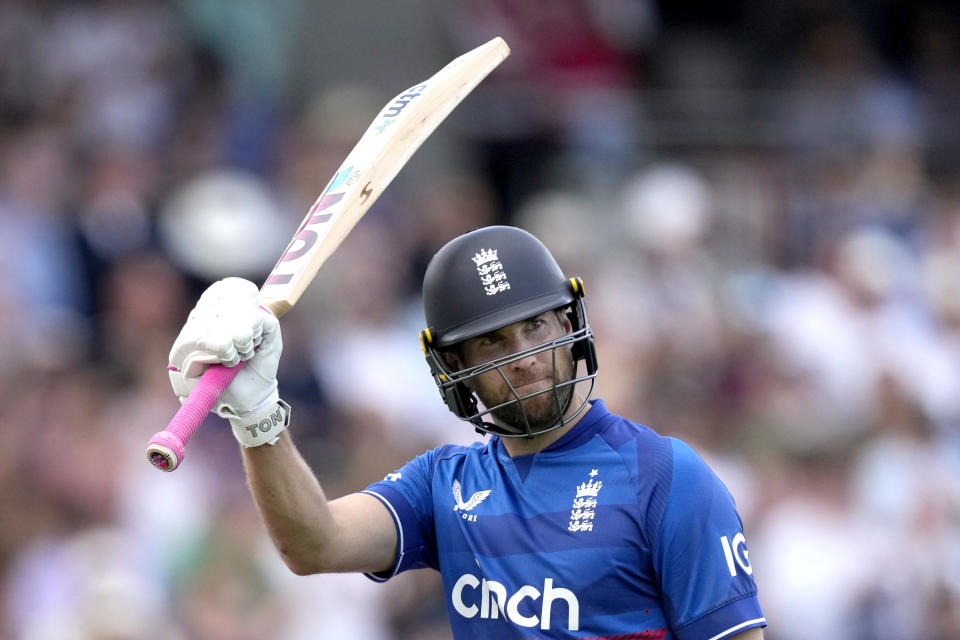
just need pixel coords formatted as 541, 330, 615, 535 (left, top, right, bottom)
168, 277, 290, 447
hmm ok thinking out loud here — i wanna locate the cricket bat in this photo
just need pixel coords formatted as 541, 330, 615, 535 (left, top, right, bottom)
147, 37, 510, 471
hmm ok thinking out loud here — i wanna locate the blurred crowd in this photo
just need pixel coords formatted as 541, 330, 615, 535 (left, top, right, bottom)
1, 1, 959, 639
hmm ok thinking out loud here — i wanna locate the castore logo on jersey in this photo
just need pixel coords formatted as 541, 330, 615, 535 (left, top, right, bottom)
452, 479, 491, 522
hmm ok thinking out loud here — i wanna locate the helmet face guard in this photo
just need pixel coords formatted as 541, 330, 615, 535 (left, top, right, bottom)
419, 226, 599, 438
422, 296, 598, 437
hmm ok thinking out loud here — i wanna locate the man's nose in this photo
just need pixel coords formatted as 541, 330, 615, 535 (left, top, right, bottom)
504, 334, 539, 369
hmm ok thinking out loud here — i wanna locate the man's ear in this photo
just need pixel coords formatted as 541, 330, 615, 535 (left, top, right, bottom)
557, 308, 573, 333
440, 347, 463, 371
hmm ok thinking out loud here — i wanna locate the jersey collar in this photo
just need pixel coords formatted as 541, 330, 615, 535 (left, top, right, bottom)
492, 398, 613, 468
537, 398, 611, 454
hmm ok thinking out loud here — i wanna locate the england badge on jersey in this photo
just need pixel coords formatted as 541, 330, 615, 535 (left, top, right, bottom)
568, 468, 602, 533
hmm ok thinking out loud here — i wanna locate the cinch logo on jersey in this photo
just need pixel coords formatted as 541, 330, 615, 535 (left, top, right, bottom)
451, 574, 580, 631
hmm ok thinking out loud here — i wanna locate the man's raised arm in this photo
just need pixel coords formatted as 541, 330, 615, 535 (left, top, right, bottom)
167, 278, 398, 576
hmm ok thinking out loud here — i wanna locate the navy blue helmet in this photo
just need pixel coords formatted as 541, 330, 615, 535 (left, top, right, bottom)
420, 226, 598, 437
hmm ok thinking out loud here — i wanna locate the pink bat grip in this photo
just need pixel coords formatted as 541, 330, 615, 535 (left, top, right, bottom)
146, 362, 245, 471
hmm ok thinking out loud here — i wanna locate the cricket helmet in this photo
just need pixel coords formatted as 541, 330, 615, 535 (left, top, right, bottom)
420, 226, 598, 437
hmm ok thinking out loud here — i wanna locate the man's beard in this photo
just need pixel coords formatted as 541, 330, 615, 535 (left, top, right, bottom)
474, 347, 576, 434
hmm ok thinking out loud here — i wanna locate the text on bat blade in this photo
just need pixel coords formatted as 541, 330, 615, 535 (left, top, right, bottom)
273, 192, 344, 268
382, 84, 427, 119
360, 183, 373, 204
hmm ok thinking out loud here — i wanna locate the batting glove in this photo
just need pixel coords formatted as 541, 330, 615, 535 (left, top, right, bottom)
168, 277, 290, 447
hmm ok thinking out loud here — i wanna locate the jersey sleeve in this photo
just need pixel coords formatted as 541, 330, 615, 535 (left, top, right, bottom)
654, 439, 766, 640
361, 448, 440, 582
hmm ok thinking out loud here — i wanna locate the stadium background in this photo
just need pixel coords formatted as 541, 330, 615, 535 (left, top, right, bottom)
1, 1, 959, 638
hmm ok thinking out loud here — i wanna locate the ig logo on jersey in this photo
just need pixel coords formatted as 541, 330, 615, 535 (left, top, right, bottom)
720, 533, 753, 576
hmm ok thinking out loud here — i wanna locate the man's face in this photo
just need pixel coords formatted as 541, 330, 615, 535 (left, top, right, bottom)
456, 310, 576, 433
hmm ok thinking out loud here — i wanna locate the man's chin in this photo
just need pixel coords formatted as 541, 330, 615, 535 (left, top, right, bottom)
488, 390, 572, 434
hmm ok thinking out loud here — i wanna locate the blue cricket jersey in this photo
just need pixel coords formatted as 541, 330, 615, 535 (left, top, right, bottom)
363, 399, 766, 639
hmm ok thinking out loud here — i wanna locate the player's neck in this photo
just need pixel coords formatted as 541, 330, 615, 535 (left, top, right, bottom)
499, 392, 588, 457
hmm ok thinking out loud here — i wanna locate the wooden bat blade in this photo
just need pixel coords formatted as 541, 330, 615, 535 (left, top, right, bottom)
147, 37, 510, 471
259, 36, 510, 317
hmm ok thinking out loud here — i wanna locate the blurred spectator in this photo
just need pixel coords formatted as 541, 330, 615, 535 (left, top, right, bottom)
0, 120, 89, 373
6, 526, 175, 640
779, 14, 923, 151
158, 168, 289, 281
848, 377, 960, 638
174, 0, 306, 173
751, 449, 875, 639
441, 0, 654, 208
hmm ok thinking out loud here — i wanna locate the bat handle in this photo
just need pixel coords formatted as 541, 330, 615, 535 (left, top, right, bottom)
146, 362, 245, 471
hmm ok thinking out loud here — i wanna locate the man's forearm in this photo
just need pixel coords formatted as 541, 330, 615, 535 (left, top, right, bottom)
241, 430, 339, 575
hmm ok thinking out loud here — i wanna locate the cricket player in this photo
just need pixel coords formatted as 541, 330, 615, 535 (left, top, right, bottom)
169, 225, 766, 639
